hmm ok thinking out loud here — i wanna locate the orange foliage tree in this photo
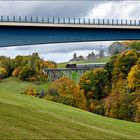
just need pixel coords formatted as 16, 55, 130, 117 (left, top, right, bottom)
46, 76, 87, 110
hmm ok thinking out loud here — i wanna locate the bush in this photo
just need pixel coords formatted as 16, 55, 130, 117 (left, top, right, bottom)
36, 71, 47, 82
23, 88, 37, 97
19, 65, 36, 81
28, 77, 37, 82
0, 67, 7, 79
45, 94, 76, 106
93, 104, 105, 116
12, 67, 21, 77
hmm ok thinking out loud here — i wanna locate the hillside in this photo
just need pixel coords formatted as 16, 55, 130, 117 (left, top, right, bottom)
57, 56, 110, 68
0, 77, 140, 139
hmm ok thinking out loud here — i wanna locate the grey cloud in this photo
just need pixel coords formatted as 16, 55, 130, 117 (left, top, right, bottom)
14, 42, 110, 54
0, 1, 96, 18
30, 1, 94, 18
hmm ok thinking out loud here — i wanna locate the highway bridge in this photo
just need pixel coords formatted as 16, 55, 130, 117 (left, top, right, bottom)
0, 16, 140, 47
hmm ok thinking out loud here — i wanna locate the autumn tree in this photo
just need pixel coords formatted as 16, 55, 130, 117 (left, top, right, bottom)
127, 59, 140, 91
112, 50, 139, 83
0, 67, 7, 79
19, 64, 36, 81
79, 68, 109, 112
109, 42, 126, 55
128, 41, 140, 51
46, 76, 87, 110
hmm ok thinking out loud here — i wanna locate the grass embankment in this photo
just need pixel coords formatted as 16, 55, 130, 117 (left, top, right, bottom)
57, 56, 110, 68
0, 77, 140, 139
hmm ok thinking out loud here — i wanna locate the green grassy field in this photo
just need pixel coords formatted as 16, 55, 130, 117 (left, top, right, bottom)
0, 77, 140, 139
57, 56, 110, 68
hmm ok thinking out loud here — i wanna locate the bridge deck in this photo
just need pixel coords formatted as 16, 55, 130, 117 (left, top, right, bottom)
0, 22, 140, 29
44, 68, 93, 71
0, 16, 140, 29
1, 16, 140, 47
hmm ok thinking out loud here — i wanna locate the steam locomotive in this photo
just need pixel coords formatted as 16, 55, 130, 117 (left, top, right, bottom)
66, 63, 106, 68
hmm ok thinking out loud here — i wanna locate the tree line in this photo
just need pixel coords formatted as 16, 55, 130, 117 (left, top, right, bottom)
80, 48, 140, 122
0, 53, 56, 82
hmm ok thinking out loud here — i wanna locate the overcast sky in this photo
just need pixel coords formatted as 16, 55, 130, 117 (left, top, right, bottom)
0, 1, 140, 62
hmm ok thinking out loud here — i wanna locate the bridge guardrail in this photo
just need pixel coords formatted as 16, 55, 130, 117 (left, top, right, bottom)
0, 16, 140, 26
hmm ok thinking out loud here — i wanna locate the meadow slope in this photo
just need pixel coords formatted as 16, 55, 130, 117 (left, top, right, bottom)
0, 78, 140, 139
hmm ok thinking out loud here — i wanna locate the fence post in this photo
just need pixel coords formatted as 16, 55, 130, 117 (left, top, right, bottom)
19, 16, 21, 22
112, 19, 114, 25
134, 20, 136, 26
42, 17, 44, 23
52, 17, 54, 23
37, 17, 39, 23
1, 16, 3, 22
7, 16, 9, 22
107, 19, 109, 24
84, 18, 85, 24
93, 19, 95, 24
88, 19, 90, 24
103, 19, 104, 25
98, 19, 100, 24
25, 16, 27, 22
13, 16, 15, 22
121, 20, 123, 25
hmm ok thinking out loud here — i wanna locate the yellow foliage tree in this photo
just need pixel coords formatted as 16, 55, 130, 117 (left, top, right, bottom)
113, 50, 139, 82
0, 67, 7, 79
127, 61, 140, 91
40, 60, 56, 69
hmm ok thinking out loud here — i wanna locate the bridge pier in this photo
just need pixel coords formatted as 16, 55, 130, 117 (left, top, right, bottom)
44, 68, 95, 82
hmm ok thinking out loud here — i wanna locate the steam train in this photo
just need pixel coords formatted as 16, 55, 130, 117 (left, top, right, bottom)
66, 63, 106, 68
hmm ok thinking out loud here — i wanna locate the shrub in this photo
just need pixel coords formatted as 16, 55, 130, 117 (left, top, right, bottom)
12, 67, 21, 77
19, 65, 36, 81
0, 67, 7, 79
23, 88, 37, 97
39, 89, 45, 98
93, 104, 105, 116
28, 77, 37, 82
45, 92, 76, 106
36, 71, 47, 82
